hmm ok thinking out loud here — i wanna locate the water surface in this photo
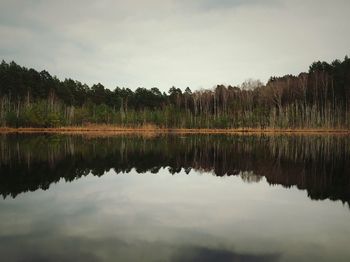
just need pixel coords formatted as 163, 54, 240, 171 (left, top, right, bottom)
0, 134, 349, 261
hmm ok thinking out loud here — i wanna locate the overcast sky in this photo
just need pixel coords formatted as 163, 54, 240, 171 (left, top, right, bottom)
0, 0, 349, 91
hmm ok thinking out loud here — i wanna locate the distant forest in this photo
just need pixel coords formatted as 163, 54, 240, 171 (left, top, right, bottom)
0, 56, 349, 128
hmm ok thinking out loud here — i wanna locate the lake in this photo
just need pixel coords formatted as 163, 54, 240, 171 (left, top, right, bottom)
0, 133, 349, 262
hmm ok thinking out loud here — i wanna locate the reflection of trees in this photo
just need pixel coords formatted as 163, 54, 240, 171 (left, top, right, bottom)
0, 134, 349, 206
240, 171, 263, 184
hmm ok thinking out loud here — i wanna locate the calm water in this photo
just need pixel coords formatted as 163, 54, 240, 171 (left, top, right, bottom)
0, 134, 349, 262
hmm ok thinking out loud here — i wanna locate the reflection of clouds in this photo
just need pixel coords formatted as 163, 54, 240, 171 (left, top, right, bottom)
171, 246, 280, 262
0, 235, 280, 262
0, 170, 350, 261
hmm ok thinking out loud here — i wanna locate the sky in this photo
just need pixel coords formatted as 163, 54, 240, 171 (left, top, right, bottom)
0, 0, 349, 91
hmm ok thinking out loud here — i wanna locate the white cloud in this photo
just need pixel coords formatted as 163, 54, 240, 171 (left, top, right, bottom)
0, 0, 349, 91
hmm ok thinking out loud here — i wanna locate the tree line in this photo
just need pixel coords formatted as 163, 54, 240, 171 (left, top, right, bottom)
0, 56, 349, 128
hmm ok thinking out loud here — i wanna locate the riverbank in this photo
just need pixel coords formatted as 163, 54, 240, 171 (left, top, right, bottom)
0, 126, 350, 135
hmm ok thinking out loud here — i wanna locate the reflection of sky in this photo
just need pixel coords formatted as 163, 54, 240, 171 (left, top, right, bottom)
0, 168, 349, 261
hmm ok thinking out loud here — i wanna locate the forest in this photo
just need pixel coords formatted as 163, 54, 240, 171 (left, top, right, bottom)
0, 56, 349, 128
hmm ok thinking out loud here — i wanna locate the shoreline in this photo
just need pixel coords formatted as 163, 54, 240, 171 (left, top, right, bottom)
0, 126, 350, 135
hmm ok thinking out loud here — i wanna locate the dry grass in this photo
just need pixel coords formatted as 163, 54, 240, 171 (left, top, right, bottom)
0, 124, 349, 136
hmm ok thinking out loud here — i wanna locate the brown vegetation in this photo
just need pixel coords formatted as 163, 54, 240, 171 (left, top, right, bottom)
0, 125, 349, 135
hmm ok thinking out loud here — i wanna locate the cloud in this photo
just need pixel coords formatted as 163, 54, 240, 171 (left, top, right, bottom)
0, 0, 349, 91
184, 0, 281, 12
